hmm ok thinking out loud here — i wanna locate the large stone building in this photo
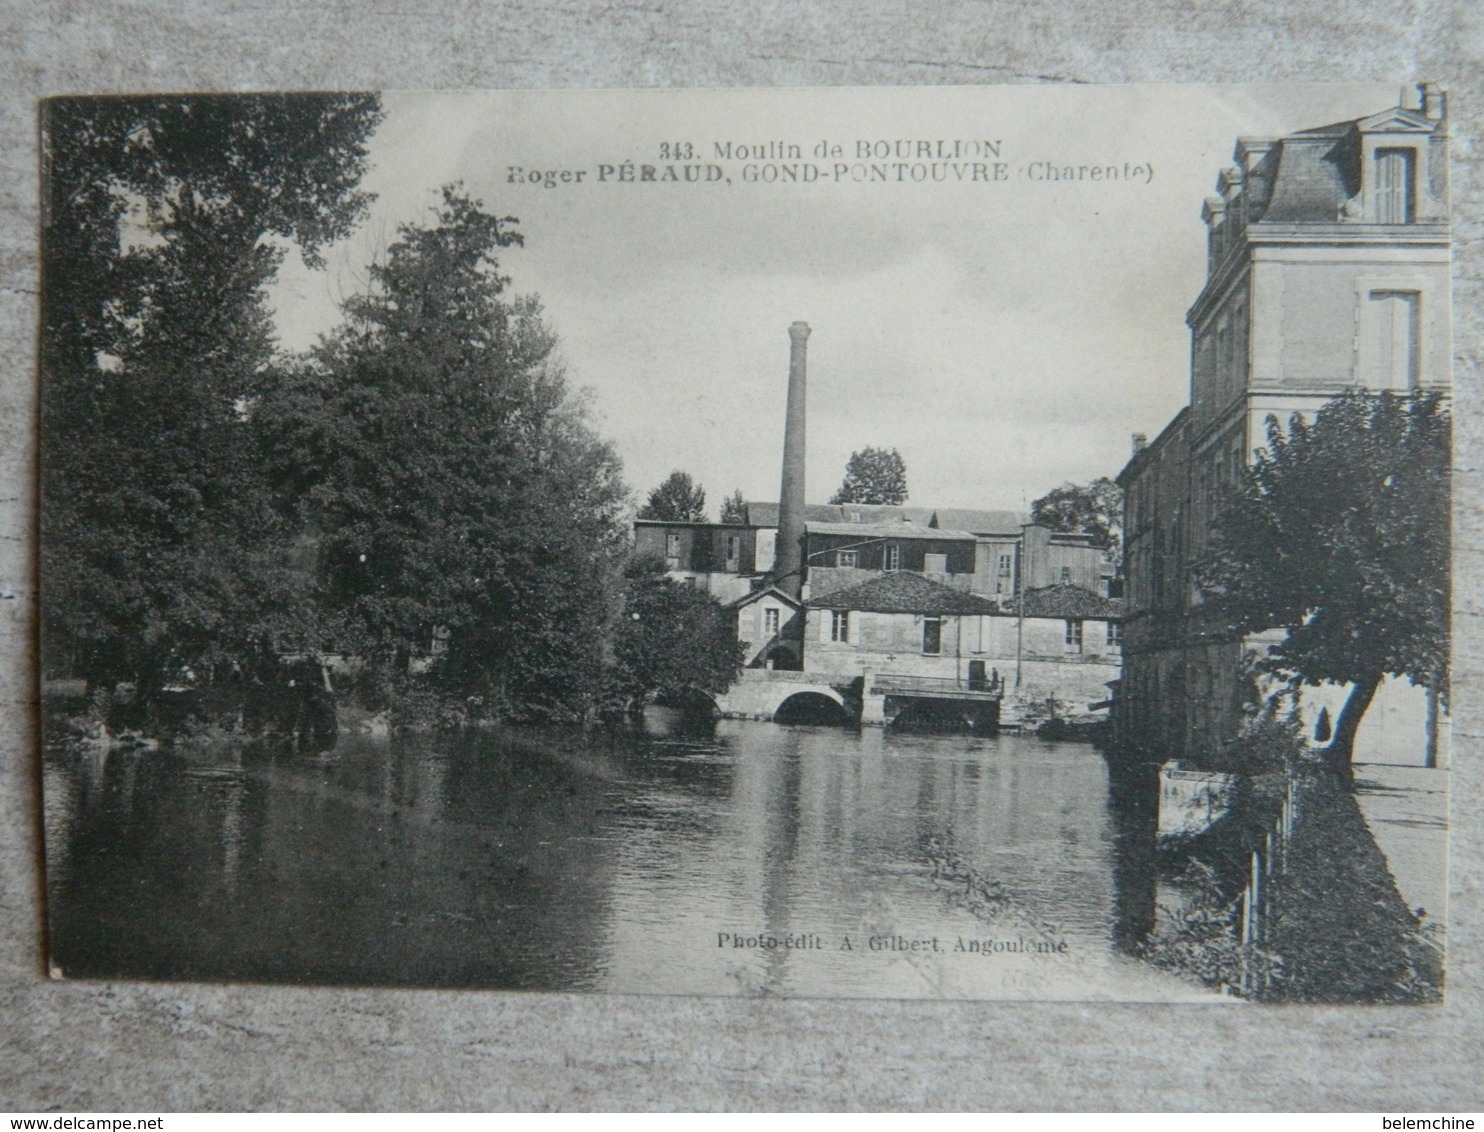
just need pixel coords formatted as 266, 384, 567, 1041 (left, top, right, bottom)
805, 572, 1124, 722
635, 503, 1113, 608
1116, 85, 1451, 764
635, 320, 1121, 726
636, 505, 1122, 723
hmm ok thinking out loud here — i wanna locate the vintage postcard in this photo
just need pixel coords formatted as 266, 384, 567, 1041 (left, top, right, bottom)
39, 84, 1450, 1003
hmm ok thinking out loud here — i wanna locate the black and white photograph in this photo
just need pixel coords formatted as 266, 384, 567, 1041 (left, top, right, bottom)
38, 83, 1451, 1005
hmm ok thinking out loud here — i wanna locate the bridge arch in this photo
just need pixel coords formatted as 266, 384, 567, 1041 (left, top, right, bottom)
773, 689, 851, 726
713, 671, 857, 723
653, 686, 721, 715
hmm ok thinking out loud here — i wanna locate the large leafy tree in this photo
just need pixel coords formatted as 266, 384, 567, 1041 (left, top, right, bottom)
262, 186, 629, 720
609, 558, 745, 712
40, 94, 382, 697
829, 446, 907, 505
1032, 477, 1123, 568
639, 471, 707, 522
719, 489, 747, 525
1199, 391, 1449, 767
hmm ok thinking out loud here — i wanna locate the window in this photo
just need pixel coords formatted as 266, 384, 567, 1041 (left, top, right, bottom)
764, 606, 780, 637
1374, 148, 1415, 224
725, 534, 741, 565
836, 550, 858, 568
830, 610, 850, 643
998, 554, 1012, 573
884, 544, 900, 571
1106, 621, 1123, 647
665, 532, 681, 567
1215, 313, 1232, 395
923, 617, 943, 655
1370, 290, 1421, 389
1064, 620, 1084, 651
1231, 296, 1248, 397
1059, 566, 1072, 584
1195, 334, 1214, 410
924, 553, 948, 573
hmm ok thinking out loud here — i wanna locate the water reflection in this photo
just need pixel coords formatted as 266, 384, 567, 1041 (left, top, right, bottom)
1107, 761, 1161, 952
45, 714, 1215, 1001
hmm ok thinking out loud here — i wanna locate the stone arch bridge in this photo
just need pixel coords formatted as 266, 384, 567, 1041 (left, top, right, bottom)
713, 669, 853, 723
712, 668, 1004, 728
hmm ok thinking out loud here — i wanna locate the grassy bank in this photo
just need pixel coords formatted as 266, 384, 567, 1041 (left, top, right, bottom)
1262, 769, 1442, 1003
1142, 763, 1441, 1003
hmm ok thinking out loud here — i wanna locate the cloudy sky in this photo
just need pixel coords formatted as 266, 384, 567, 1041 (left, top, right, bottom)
269, 83, 1399, 514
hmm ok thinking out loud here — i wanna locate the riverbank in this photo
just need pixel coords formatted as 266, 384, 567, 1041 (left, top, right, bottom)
1136, 753, 1443, 1003
1262, 770, 1442, 1002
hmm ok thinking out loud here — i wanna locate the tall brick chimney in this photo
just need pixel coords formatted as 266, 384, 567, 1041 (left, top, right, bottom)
775, 321, 810, 597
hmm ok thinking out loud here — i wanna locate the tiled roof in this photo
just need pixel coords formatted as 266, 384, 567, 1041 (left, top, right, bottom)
744, 502, 934, 527
1256, 106, 1439, 225
835, 503, 936, 525
930, 508, 1029, 535
806, 520, 974, 541
1258, 135, 1356, 223
633, 518, 750, 529
807, 571, 999, 615
1006, 584, 1125, 621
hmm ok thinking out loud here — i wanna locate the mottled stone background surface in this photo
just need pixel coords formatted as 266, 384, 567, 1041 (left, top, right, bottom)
1, 1, 1480, 1111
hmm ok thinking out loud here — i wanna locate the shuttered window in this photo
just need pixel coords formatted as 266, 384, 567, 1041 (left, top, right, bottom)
1371, 290, 1421, 389
1374, 148, 1415, 224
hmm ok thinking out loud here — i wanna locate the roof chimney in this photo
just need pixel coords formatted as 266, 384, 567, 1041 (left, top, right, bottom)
1421, 82, 1445, 122
775, 322, 811, 597
1131, 432, 1148, 456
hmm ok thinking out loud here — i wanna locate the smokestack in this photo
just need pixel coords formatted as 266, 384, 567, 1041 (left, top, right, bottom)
776, 321, 811, 597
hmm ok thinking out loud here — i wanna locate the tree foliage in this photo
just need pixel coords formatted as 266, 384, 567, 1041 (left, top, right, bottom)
719, 489, 747, 525
261, 186, 630, 720
1199, 391, 1449, 764
639, 471, 707, 522
609, 559, 745, 710
1032, 477, 1123, 566
40, 94, 383, 697
829, 446, 908, 505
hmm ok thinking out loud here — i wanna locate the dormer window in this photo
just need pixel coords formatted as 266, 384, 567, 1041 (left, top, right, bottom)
1374, 148, 1416, 223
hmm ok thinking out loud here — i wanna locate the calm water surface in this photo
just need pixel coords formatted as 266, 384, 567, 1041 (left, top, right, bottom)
44, 714, 1219, 1000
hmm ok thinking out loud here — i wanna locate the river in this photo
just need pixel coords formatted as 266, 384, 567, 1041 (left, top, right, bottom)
43, 714, 1221, 1001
